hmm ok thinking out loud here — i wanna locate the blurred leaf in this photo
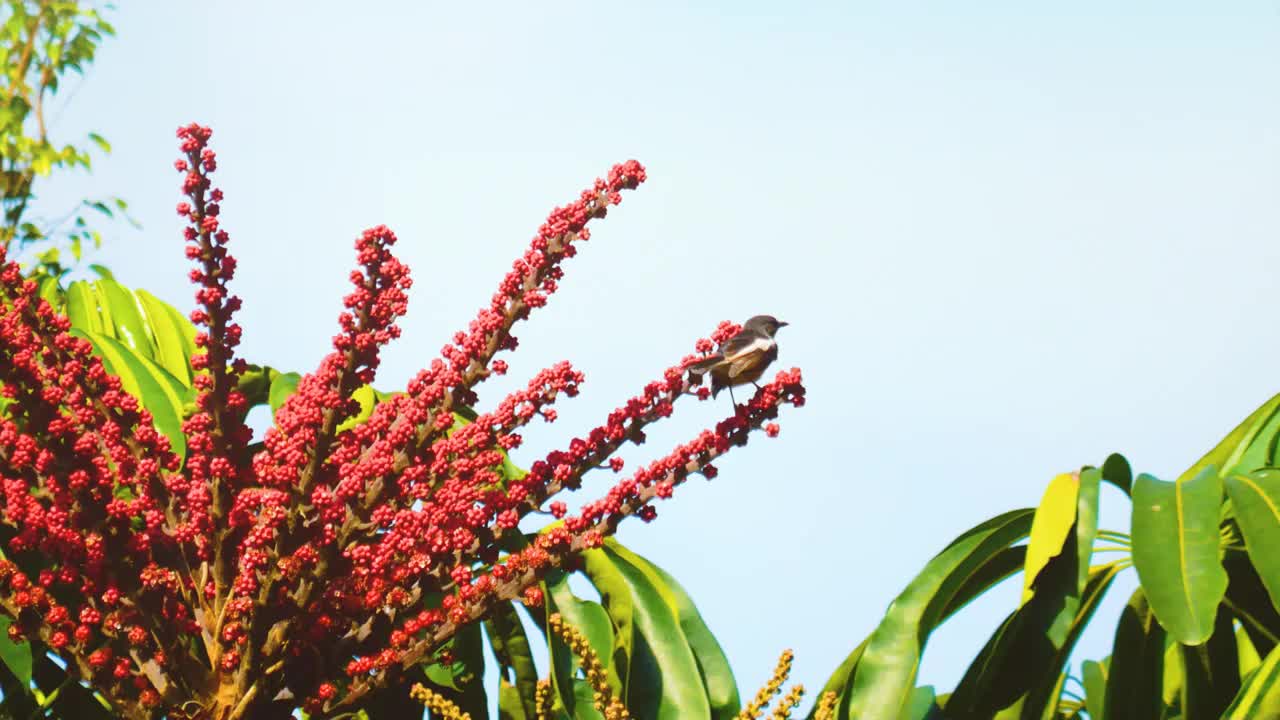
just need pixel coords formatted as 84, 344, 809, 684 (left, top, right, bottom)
87, 132, 109, 153
1131, 467, 1228, 645
337, 384, 377, 433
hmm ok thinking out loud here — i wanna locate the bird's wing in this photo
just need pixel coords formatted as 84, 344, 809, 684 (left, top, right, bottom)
727, 347, 768, 379
719, 332, 771, 361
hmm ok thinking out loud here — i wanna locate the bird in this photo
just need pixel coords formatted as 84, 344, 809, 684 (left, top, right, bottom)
686, 315, 789, 405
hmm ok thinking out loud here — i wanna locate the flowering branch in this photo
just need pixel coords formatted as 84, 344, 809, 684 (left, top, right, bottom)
0, 124, 807, 719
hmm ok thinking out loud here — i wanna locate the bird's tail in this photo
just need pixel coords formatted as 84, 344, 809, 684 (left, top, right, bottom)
686, 354, 722, 377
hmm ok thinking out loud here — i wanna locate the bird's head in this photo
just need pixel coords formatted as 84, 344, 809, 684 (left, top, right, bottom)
744, 315, 789, 338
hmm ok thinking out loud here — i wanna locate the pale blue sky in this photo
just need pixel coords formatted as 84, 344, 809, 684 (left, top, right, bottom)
32, 1, 1280, 711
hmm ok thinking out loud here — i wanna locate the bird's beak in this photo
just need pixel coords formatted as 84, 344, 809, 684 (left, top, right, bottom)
777, 321, 789, 328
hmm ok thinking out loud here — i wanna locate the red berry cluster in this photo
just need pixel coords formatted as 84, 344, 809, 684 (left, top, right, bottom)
0, 124, 806, 719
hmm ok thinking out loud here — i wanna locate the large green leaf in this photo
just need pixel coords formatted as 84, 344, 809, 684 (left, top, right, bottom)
1179, 605, 1240, 719
607, 541, 740, 719
1224, 470, 1280, 614
268, 372, 301, 418
135, 289, 196, 386
1179, 393, 1280, 483
73, 329, 188, 460
1102, 589, 1165, 720
1225, 643, 1280, 719
844, 509, 1035, 719
1131, 467, 1228, 644
590, 544, 712, 720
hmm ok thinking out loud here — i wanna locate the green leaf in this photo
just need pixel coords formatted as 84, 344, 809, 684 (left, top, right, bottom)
608, 541, 740, 719
419, 621, 486, 716
1222, 549, 1280, 658
1225, 470, 1280, 614
904, 685, 945, 720
135, 290, 196, 387
73, 330, 188, 460
1225, 643, 1280, 719
1131, 467, 1229, 644
1103, 589, 1166, 720
1180, 605, 1240, 719
64, 281, 104, 335
0, 616, 32, 691
1181, 394, 1280, 484
1020, 564, 1121, 720
545, 575, 618, 718
94, 278, 152, 355
485, 605, 541, 720
88, 264, 114, 280
1082, 659, 1108, 720
269, 372, 302, 417
845, 509, 1035, 719
595, 543, 712, 720
1100, 453, 1132, 496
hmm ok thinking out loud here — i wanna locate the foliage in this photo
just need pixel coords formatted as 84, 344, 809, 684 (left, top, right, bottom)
808, 396, 1280, 719
0, 122, 805, 719
0, 0, 129, 284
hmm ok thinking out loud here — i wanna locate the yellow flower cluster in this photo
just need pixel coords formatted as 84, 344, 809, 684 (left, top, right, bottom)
409, 683, 472, 720
547, 612, 631, 719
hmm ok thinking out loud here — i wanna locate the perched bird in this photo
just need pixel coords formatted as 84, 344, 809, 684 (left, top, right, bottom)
687, 315, 789, 404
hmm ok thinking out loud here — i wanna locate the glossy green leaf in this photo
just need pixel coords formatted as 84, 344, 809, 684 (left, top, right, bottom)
268, 372, 301, 417
74, 329, 188, 459
1022, 473, 1079, 605
844, 509, 1035, 719
1103, 589, 1165, 720
135, 289, 196, 386
1225, 643, 1280, 719
1225, 470, 1280, 614
608, 541, 740, 719
1180, 606, 1240, 719
581, 545, 636, 696
94, 278, 151, 354
1180, 393, 1280, 484
595, 543, 712, 720
1131, 467, 1228, 644
64, 281, 104, 335
1082, 659, 1108, 720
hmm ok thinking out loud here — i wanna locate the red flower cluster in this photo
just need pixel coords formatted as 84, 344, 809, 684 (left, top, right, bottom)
0, 124, 806, 719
